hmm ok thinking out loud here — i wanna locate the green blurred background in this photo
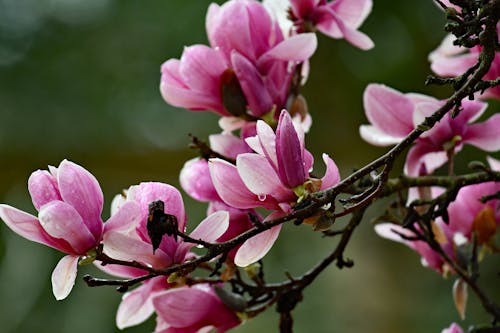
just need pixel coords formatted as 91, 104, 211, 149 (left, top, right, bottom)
0, 0, 499, 332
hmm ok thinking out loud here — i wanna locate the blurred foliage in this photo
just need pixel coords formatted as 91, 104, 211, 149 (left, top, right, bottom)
0, 0, 499, 332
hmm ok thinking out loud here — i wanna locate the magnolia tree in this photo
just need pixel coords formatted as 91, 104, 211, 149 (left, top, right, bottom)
1, 0, 500, 332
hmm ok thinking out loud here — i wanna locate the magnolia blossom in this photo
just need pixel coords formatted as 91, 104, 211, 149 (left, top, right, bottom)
429, 26, 500, 100
359, 84, 500, 176
153, 284, 241, 333
0, 160, 104, 300
376, 158, 500, 273
442, 322, 464, 333
375, 220, 455, 273
286, 0, 374, 50
209, 110, 340, 266
101, 182, 229, 328
161, 0, 317, 118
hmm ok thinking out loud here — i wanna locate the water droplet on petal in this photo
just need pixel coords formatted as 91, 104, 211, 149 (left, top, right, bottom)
258, 194, 267, 201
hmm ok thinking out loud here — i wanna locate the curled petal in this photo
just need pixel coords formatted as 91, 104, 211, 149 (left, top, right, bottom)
28, 170, 61, 210
39, 201, 96, 254
320, 154, 341, 190
51, 254, 79, 300
57, 160, 103, 240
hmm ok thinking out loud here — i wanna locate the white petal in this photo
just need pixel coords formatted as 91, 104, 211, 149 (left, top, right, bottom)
51, 255, 79, 300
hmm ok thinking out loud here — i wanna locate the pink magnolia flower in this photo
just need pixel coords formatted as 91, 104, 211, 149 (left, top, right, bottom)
209, 110, 340, 266
429, 26, 500, 100
101, 182, 229, 328
375, 220, 455, 273
160, 0, 317, 118
442, 323, 464, 333
153, 284, 241, 333
359, 84, 500, 176
0, 160, 104, 300
376, 158, 500, 273
287, 0, 374, 50
104, 182, 229, 270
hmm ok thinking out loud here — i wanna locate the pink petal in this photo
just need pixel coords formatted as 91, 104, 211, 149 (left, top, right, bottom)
0, 204, 72, 253
154, 284, 240, 331
209, 158, 262, 209
363, 84, 414, 138
39, 201, 97, 254
205, 3, 220, 47
231, 51, 274, 117
153, 287, 213, 327
374, 223, 413, 244
234, 212, 283, 267
237, 153, 293, 202
179, 45, 227, 93
442, 323, 464, 333
28, 170, 61, 211
317, 7, 373, 50
404, 143, 444, 176
320, 154, 341, 190
103, 231, 172, 269
103, 200, 142, 234
276, 110, 307, 188
463, 114, 500, 151
359, 125, 404, 146
189, 211, 230, 243
93, 262, 146, 279
256, 120, 278, 169
261, 33, 317, 62
330, 0, 372, 29
131, 182, 186, 233
209, 133, 251, 158
290, 0, 319, 18
160, 59, 226, 115
179, 158, 221, 203
57, 160, 103, 240
51, 254, 79, 300
487, 156, 500, 171
116, 277, 167, 329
